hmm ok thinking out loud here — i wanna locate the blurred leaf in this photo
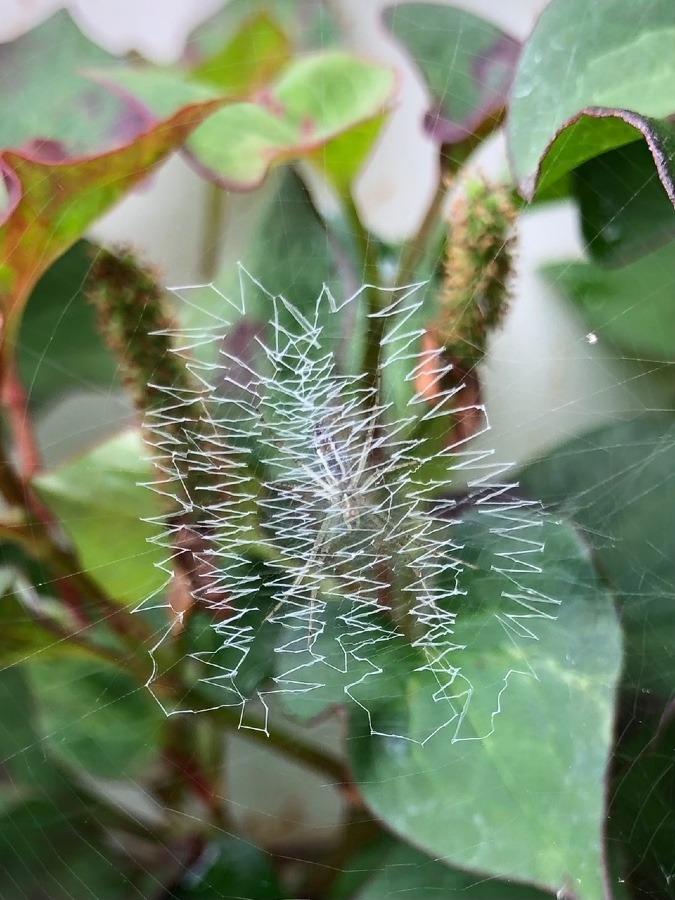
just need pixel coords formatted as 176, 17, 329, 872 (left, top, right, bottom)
508, 0, 675, 200
34, 431, 164, 604
520, 413, 675, 697
170, 836, 282, 899
384, 3, 519, 146
185, 0, 338, 62
176, 579, 279, 710
610, 712, 675, 897
308, 113, 387, 194
0, 96, 222, 338
0, 666, 63, 792
0, 10, 146, 155
0, 796, 140, 899
184, 168, 354, 358
28, 658, 164, 780
0, 568, 94, 668
191, 12, 291, 96
574, 140, 675, 266
18, 240, 118, 409
342, 512, 621, 900
101, 52, 394, 190
355, 842, 551, 899
544, 240, 675, 360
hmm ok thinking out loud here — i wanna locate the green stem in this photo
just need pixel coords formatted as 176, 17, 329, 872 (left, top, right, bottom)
185, 688, 349, 787
199, 181, 227, 282
394, 176, 448, 290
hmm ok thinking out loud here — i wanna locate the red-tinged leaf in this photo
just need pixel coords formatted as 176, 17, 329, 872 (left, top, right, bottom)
0, 97, 223, 339
383, 3, 519, 146
0, 10, 148, 156
99, 52, 395, 191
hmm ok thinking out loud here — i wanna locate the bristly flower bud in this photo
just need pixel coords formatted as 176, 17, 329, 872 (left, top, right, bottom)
85, 246, 192, 416
85, 246, 229, 619
432, 178, 517, 365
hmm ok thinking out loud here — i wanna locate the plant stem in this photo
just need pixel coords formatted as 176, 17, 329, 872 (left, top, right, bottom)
199, 181, 227, 282
0, 351, 42, 478
185, 688, 349, 787
394, 176, 448, 290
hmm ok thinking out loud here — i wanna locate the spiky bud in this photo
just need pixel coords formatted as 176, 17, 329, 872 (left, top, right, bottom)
432, 178, 517, 365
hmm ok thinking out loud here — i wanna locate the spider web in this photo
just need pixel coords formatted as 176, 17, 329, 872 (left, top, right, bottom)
0, 1, 673, 898
139, 269, 559, 743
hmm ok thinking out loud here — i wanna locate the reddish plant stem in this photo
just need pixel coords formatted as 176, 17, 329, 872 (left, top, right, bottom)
1, 352, 42, 479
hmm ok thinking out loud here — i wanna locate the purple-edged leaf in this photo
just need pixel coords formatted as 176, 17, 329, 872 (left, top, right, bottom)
573, 138, 675, 266
384, 3, 519, 146
508, 0, 675, 200
100, 52, 395, 190
0, 10, 148, 156
0, 94, 222, 339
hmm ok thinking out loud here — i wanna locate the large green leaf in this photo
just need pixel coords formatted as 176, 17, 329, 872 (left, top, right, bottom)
34, 431, 164, 604
520, 413, 675, 697
100, 52, 394, 190
355, 842, 551, 899
0, 96, 222, 339
384, 3, 519, 146
0, 10, 143, 155
544, 240, 675, 360
573, 139, 675, 266
343, 511, 621, 900
18, 240, 118, 409
508, 0, 675, 200
28, 657, 164, 779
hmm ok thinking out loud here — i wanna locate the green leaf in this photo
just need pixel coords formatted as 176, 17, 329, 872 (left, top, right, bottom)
355, 842, 551, 899
28, 657, 164, 779
544, 240, 675, 360
183, 168, 354, 357
18, 240, 118, 409
0, 10, 143, 155
384, 3, 520, 146
508, 0, 675, 200
345, 512, 621, 900
101, 52, 394, 190
519, 413, 675, 696
573, 139, 675, 266
185, 0, 338, 60
171, 836, 282, 899
610, 712, 675, 896
0, 796, 139, 899
34, 430, 164, 604
0, 95, 222, 338
191, 12, 291, 96
0, 568, 93, 668
0, 665, 62, 791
